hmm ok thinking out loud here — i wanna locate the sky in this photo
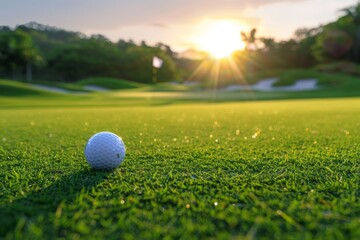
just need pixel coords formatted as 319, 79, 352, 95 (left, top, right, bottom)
1, 0, 359, 52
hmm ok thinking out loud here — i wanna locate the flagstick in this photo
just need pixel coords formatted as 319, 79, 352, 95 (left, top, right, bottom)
152, 67, 158, 83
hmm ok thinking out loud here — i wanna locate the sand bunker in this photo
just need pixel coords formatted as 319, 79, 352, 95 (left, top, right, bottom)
224, 78, 318, 92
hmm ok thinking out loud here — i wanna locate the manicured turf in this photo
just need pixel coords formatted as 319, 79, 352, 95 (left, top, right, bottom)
0, 79, 57, 97
34, 80, 89, 92
0, 98, 359, 239
2, 72, 360, 109
275, 69, 360, 87
77, 77, 145, 90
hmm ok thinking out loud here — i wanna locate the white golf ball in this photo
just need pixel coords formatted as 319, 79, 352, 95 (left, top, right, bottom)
84, 132, 126, 169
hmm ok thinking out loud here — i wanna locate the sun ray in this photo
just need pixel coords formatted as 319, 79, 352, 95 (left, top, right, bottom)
227, 56, 256, 99
227, 56, 246, 85
186, 60, 210, 82
210, 59, 221, 100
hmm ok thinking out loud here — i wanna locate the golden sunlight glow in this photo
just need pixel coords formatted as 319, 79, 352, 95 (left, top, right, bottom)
195, 20, 246, 59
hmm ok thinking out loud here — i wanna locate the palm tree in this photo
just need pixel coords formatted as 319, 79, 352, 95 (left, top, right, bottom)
240, 28, 259, 76
241, 28, 258, 51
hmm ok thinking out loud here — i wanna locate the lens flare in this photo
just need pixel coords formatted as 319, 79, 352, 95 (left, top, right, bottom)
195, 20, 246, 59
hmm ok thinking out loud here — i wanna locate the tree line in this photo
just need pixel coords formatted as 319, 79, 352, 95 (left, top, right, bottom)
0, 22, 178, 83
0, 2, 359, 84
254, 2, 360, 68
185, 2, 360, 86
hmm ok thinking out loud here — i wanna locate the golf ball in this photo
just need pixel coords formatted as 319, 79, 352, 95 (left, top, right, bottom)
84, 132, 126, 169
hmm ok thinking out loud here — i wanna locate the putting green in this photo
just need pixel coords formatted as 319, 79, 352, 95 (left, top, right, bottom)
0, 98, 359, 239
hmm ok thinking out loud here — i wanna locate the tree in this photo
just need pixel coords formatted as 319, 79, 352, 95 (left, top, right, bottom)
0, 30, 42, 81
241, 28, 258, 51
259, 37, 276, 52
117, 39, 136, 50
155, 42, 176, 58
340, 3, 360, 61
48, 38, 123, 81
121, 46, 179, 83
294, 27, 322, 41
312, 21, 354, 62
311, 2, 360, 63
296, 29, 319, 67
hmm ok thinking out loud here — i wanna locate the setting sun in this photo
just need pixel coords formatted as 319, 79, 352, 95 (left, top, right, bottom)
195, 20, 246, 59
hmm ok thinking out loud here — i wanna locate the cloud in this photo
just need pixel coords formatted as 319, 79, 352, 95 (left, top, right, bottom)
0, 0, 306, 30
149, 23, 168, 28
2, 0, 353, 51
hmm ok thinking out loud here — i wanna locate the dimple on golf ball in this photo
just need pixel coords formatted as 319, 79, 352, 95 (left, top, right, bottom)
84, 132, 126, 169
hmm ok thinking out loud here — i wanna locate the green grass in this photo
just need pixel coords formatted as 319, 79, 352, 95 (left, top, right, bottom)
315, 61, 360, 76
0, 79, 89, 94
274, 69, 319, 86
274, 69, 360, 87
0, 79, 58, 97
0, 98, 359, 239
1, 71, 359, 110
77, 77, 145, 90
34, 80, 89, 92
245, 69, 284, 84
146, 82, 191, 92
1, 70, 360, 108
